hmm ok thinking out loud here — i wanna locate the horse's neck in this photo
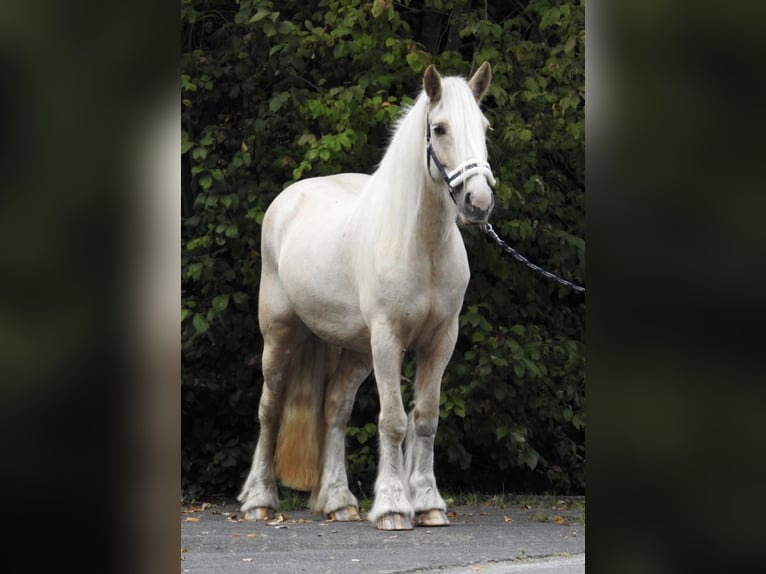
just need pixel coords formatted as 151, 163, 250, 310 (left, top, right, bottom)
354, 98, 458, 264
356, 169, 456, 264
415, 178, 458, 251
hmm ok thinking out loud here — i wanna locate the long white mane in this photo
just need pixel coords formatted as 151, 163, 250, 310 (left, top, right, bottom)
350, 76, 489, 265
350, 92, 429, 262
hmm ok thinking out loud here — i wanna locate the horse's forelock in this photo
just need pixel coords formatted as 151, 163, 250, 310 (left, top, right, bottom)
434, 77, 489, 161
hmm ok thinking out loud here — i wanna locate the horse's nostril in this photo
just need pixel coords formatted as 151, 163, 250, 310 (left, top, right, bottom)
464, 192, 472, 205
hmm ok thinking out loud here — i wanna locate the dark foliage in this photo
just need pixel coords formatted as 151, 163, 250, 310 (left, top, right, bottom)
181, 0, 584, 500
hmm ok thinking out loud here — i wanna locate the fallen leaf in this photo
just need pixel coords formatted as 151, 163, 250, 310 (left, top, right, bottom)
247, 533, 258, 539
181, 547, 188, 553
503, 516, 513, 523
242, 558, 253, 562
447, 511, 457, 520
185, 517, 200, 522
267, 512, 288, 526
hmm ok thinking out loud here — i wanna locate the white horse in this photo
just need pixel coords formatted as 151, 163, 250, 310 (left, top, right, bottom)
238, 62, 495, 530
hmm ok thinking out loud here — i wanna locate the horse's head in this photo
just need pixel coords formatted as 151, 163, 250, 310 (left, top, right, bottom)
423, 62, 495, 225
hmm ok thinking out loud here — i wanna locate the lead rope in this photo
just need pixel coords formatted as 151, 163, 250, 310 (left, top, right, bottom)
480, 222, 586, 294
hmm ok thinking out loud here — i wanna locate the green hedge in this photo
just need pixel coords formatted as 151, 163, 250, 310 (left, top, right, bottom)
181, 0, 584, 499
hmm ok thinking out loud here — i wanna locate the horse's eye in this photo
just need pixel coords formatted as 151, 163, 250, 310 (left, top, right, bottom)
433, 124, 446, 136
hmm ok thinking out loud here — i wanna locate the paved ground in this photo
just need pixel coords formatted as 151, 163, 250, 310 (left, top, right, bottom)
181, 499, 585, 573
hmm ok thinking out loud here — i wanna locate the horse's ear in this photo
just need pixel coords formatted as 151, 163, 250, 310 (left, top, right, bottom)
424, 64, 442, 103
468, 61, 492, 101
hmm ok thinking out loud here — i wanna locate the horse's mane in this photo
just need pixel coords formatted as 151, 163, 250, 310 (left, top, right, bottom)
350, 76, 488, 270
351, 92, 428, 261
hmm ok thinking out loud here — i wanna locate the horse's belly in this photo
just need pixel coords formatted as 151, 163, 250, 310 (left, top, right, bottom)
282, 264, 370, 350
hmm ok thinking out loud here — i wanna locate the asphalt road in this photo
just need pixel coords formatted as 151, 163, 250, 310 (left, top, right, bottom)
181, 499, 585, 573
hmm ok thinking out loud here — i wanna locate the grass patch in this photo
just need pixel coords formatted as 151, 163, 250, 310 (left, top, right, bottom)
277, 487, 310, 511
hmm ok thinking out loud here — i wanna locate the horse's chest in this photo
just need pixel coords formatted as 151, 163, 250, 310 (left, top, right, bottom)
373, 271, 467, 346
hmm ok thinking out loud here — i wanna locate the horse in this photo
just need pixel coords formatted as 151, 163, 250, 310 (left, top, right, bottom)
238, 62, 496, 530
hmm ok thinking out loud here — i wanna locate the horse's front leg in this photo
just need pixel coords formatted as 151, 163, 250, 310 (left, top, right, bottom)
311, 349, 372, 520
405, 321, 459, 527
368, 325, 414, 530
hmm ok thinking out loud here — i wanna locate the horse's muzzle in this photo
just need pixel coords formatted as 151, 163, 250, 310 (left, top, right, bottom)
458, 179, 494, 225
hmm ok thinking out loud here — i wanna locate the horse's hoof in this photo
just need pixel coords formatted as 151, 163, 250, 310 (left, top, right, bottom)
329, 506, 361, 522
244, 507, 273, 521
375, 513, 413, 531
414, 509, 450, 527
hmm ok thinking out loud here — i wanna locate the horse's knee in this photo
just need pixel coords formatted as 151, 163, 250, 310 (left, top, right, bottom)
412, 407, 438, 437
379, 411, 408, 444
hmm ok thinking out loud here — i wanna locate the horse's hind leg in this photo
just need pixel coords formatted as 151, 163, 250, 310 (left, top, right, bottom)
405, 323, 459, 527
238, 277, 308, 520
311, 349, 371, 520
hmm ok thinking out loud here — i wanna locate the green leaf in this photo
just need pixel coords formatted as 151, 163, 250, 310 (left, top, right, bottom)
199, 174, 212, 189
406, 52, 424, 73
192, 313, 209, 334
248, 8, 270, 24
232, 292, 249, 305
181, 74, 196, 92
524, 449, 539, 470
192, 146, 207, 161
510, 324, 525, 336
212, 294, 229, 312
564, 35, 577, 56
540, 7, 561, 30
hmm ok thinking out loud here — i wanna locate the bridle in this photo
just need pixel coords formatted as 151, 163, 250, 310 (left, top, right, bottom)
425, 114, 496, 204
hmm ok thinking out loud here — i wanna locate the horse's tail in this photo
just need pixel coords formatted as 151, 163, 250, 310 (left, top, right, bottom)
273, 334, 339, 492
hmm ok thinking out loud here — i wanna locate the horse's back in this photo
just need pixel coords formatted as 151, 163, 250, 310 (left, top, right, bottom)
268, 173, 369, 216
261, 173, 368, 257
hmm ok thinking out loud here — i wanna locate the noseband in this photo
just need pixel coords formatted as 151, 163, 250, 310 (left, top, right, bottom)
426, 115, 496, 204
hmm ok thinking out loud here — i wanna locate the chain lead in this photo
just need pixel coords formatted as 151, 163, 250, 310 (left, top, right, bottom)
481, 223, 585, 294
